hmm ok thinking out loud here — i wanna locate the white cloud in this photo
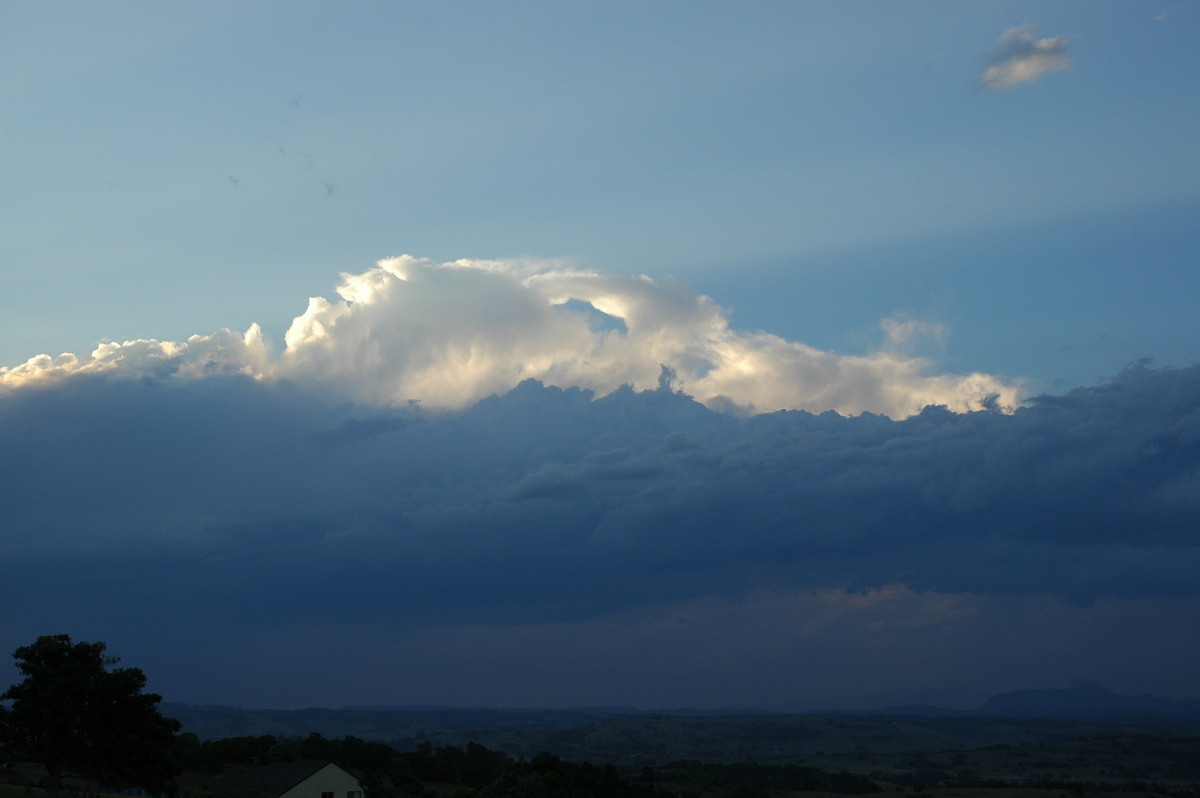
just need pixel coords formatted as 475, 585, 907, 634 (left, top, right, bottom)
980, 25, 1074, 91
0, 325, 271, 391
879, 316, 946, 355
0, 256, 1020, 418
1153, 5, 1178, 22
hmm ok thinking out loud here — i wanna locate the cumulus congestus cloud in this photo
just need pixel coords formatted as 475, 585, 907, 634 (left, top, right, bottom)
1, 255, 1019, 419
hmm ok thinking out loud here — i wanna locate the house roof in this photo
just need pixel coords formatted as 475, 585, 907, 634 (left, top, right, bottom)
217, 760, 358, 798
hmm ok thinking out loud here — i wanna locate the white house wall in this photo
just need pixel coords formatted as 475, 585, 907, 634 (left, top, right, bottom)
279, 764, 362, 798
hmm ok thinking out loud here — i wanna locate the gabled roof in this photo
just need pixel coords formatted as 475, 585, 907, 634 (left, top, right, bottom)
217, 760, 358, 798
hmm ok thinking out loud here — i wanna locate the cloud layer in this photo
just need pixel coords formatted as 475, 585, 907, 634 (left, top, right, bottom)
980, 25, 1074, 91
2, 355, 1199, 707
1, 256, 1019, 419
3, 258, 1196, 709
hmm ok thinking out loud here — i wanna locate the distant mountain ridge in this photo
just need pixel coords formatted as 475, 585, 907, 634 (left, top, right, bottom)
163, 686, 1200, 746
817, 685, 1200, 720
975, 684, 1200, 719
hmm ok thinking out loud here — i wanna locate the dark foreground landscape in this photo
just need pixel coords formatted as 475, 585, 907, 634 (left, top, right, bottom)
5, 687, 1200, 798
151, 691, 1200, 796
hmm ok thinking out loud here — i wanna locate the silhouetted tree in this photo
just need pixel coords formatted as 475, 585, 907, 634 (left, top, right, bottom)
0, 635, 180, 798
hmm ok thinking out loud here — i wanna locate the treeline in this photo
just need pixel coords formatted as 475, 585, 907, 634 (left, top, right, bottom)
652, 760, 880, 796
172, 732, 399, 774
175, 733, 651, 797
173, 732, 880, 798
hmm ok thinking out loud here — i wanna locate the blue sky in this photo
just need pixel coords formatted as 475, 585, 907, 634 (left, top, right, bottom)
4, 1, 1197, 389
2, 1, 1199, 711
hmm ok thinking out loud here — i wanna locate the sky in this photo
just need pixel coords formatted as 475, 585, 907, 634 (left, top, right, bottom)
1, 1, 1199, 712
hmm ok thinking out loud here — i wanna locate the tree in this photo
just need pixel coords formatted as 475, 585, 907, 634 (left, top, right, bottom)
0, 634, 181, 797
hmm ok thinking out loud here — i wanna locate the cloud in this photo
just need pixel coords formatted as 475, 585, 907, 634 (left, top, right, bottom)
1, 255, 1020, 419
4, 257, 1195, 708
1153, 5, 1179, 23
150, 588, 1200, 710
0, 325, 271, 391
1, 362, 1199, 707
2, 362, 1198, 614
980, 25, 1074, 91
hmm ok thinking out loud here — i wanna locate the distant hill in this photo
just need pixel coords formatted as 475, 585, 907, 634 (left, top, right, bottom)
162, 688, 1200, 767
857, 704, 970, 718
161, 703, 641, 743
976, 685, 1200, 720
163, 687, 1200, 745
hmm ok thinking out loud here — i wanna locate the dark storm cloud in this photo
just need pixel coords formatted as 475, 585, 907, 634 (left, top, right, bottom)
3, 363, 1199, 707
3, 363, 1199, 637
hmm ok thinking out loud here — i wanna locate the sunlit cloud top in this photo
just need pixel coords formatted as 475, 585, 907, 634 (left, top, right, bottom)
1, 256, 1020, 418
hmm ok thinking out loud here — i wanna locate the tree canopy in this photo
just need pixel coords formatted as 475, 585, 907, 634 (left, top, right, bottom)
0, 634, 181, 797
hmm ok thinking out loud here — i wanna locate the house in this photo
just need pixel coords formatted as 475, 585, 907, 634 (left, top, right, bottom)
216, 760, 364, 798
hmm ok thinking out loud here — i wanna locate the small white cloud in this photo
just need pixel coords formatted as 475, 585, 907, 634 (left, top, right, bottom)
1153, 5, 1178, 22
980, 24, 1074, 91
879, 316, 947, 356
